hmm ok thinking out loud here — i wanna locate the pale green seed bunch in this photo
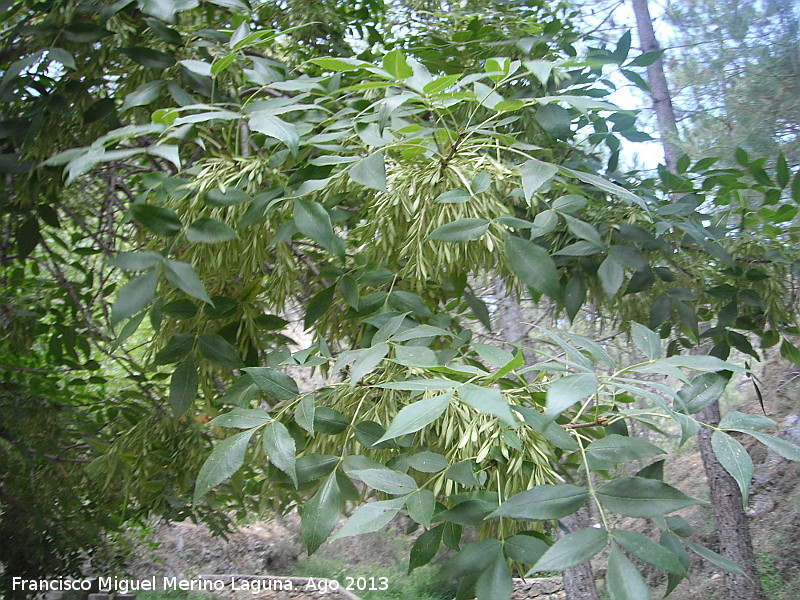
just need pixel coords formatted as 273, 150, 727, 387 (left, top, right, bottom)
151, 157, 301, 373
285, 374, 558, 537
337, 152, 519, 294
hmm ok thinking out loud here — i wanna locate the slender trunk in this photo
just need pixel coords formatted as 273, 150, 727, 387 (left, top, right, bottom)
630, 0, 681, 172
697, 403, 768, 600
631, 2, 768, 596
493, 280, 601, 600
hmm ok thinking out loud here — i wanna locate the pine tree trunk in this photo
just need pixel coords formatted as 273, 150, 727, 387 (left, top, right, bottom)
631, 2, 768, 596
630, 0, 681, 172
697, 403, 768, 600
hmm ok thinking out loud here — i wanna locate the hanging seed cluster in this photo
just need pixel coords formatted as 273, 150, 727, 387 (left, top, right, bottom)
152, 157, 301, 372
279, 374, 558, 536
338, 152, 518, 294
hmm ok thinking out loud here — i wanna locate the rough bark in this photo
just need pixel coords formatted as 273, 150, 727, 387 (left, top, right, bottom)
697, 402, 768, 600
630, 0, 682, 172
631, 1, 767, 595
558, 511, 601, 600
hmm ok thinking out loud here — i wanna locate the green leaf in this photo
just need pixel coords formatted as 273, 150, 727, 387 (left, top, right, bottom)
130, 204, 183, 236
393, 345, 438, 368
458, 384, 517, 427
406, 489, 436, 529
296, 455, 339, 485
349, 152, 387, 192
628, 49, 664, 67
376, 392, 453, 443
445, 460, 484, 487
711, 430, 753, 504
108, 251, 163, 271
607, 543, 650, 600
514, 406, 579, 451
154, 333, 195, 365
435, 189, 471, 204
382, 49, 413, 78
596, 477, 705, 517
211, 53, 237, 76
376, 378, 459, 391
110, 269, 159, 325
409, 524, 442, 571
718, 410, 775, 432
120, 46, 175, 69
338, 275, 360, 310
350, 343, 390, 385
535, 103, 571, 138
121, 80, 164, 111
612, 530, 687, 576
683, 538, 745, 575
373, 313, 411, 345
475, 548, 512, 600
310, 57, 366, 71
243, 367, 298, 400
302, 471, 342, 553
348, 467, 418, 495
407, 451, 448, 473
162, 299, 198, 320
743, 430, 800, 461
210, 408, 271, 429
333, 497, 406, 540
263, 421, 297, 487
439, 500, 495, 526
676, 373, 728, 414
314, 407, 349, 434
503, 535, 549, 565
563, 215, 603, 247
295, 395, 315, 435
194, 429, 256, 502
614, 30, 632, 62
662, 355, 743, 372
205, 187, 250, 207
552, 194, 587, 213
519, 158, 558, 203
529, 528, 608, 572
491, 484, 588, 520
586, 434, 665, 464
390, 291, 434, 318
164, 260, 212, 304
446, 540, 501, 578
198, 333, 242, 369
780, 340, 800, 368
170, 357, 198, 419
428, 218, 490, 242
423, 74, 461, 94
186, 218, 238, 243
562, 167, 645, 208
304, 285, 335, 329
546, 373, 598, 417
505, 235, 561, 300
598, 256, 624, 299
249, 113, 299, 154
631, 322, 661, 360
294, 198, 342, 255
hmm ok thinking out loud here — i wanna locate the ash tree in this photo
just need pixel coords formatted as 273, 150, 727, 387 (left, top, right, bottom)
2, 1, 800, 599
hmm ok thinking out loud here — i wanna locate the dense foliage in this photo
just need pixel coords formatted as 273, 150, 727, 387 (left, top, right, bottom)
2, 1, 800, 599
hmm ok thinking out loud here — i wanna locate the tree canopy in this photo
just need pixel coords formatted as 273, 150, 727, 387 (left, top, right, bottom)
2, 1, 800, 599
